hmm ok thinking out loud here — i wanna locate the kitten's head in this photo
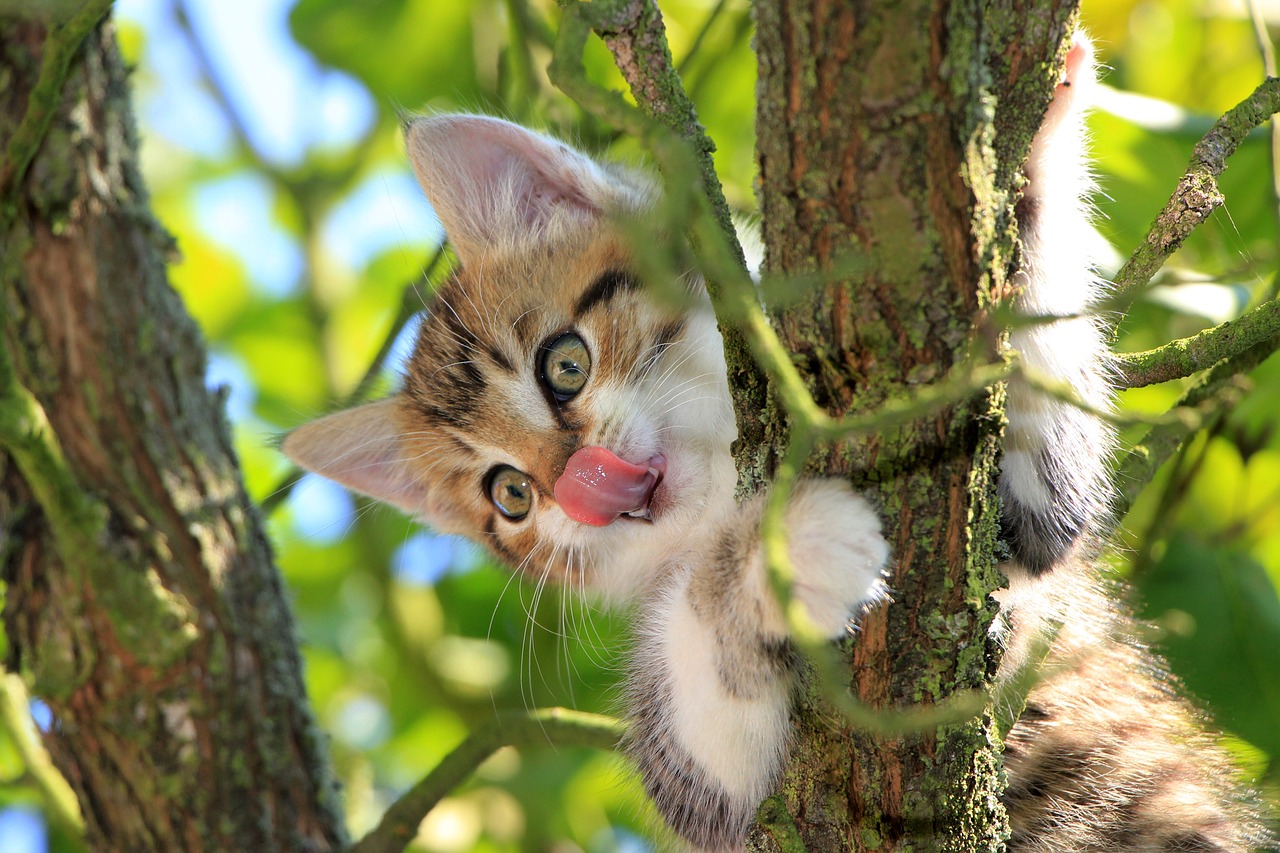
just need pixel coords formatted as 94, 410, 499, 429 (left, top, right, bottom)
283, 116, 737, 599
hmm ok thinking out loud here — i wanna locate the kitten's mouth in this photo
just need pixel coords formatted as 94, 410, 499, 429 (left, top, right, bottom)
554, 446, 666, 526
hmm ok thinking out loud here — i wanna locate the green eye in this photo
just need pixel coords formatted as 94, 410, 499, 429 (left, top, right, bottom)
540, 333, 591, 402
488, 466, 533, 520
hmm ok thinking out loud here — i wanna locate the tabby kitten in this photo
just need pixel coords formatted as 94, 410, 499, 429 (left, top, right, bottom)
283, 35, 1270, 852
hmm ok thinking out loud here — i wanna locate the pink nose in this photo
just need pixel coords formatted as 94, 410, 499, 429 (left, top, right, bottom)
554, 446, 664, 526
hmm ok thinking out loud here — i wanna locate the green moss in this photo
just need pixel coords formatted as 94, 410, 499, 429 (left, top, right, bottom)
757, 795, 809, 852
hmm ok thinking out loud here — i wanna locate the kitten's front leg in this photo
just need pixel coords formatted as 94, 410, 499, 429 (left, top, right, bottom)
627, 481, 889, 851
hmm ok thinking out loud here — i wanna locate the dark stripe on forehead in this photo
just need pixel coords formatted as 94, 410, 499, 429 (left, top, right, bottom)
433, 299, 514, 375
451, 352, 486, 390
418, 402, 473, 428
654, 318, 686, 350
486, 343, 515, 373
573, 270, 639, 318
421, 347, 485, 415
444, 432, 480, 459
512, 307, 541, 349
404, 356, 484, 427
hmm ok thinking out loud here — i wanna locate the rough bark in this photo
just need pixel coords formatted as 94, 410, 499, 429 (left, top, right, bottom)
752, 1, 1075, 850
0, 14, 346, 852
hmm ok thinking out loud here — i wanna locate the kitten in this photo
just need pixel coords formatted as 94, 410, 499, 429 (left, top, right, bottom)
283, 112, 890, 849
283, 35, 1271, 852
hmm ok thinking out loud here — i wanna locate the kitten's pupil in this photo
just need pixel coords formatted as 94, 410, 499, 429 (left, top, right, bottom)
541, 333, 591, 402
488, 466, 533, 520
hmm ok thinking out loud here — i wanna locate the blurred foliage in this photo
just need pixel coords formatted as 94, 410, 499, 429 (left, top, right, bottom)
5, 0, 1280, 850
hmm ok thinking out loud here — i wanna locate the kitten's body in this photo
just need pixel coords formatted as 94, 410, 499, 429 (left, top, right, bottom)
284, 37, 1271, 852
1000, 570, 1267, 851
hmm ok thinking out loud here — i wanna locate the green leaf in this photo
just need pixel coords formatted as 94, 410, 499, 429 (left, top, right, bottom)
289, 0, 485, 110
1138, 534, 1280, 760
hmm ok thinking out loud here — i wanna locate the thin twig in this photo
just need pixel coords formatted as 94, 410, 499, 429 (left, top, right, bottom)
344, 247, 448, 405
577, 0, 745, 271
675, 0, 731, 75
1111, 339, 1276, 522
550, 0, 771, 483
1110, 77, 1280, 315
172, 0, 264, 162
0, 674, 82, 835
502, 0, 544, 109
350, 708, 622, 853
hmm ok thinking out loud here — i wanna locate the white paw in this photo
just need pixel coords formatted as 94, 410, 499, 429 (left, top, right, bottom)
784, 480, 891, 637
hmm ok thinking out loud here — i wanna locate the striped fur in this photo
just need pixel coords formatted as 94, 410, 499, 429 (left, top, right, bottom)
999, 569, 1272, 851
284, 115, 890, 850
282, 44, 1273, 851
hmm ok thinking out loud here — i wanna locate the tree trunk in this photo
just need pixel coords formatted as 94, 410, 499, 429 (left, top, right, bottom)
0, 14, 346, 851
752, 1, 1075, 849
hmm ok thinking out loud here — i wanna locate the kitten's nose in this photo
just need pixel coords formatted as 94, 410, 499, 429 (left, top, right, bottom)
554, 446, 665, 526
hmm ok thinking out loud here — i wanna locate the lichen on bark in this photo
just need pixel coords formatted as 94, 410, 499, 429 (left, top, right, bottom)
752, 0, 1077, 849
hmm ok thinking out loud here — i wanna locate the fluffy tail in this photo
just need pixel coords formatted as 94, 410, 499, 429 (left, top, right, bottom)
1000, 35, 1116, 575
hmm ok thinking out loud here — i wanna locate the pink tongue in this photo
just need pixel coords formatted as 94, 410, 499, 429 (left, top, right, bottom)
555, 446, 661, 527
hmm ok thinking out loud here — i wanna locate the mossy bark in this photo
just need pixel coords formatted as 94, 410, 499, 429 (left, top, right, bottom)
751, 1, 1076, 850
0, 15, 346, 852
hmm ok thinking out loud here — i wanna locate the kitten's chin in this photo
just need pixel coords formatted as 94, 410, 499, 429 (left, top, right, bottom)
632, 460, 733, 540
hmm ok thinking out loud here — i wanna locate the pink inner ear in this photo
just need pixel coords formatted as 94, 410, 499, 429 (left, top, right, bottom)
405, 115, 605, 263
281, 399, 429, 519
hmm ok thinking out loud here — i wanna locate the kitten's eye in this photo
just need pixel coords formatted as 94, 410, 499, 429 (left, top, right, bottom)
540, 333, 591, 402
487, 466, 533, 520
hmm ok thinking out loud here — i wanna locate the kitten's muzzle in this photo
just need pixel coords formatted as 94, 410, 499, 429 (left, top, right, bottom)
554, 446, 666, 526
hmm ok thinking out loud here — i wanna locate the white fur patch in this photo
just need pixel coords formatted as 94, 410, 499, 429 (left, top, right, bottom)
651, 568, 791, 806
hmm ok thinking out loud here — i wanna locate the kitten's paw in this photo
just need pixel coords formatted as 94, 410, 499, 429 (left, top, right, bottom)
785, 480, 890, 637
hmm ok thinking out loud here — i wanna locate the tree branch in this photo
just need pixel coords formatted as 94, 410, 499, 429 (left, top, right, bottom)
350, 709, 623, 853
171, 0, 263, 163
1112, 339, 1276, 520
0, 673, 81, 835
1116, 298, 1280, 388
676, 0, 730, 75
577, 0, 745, 272
1110, 77, 1280, 310
549, 0, 772, 483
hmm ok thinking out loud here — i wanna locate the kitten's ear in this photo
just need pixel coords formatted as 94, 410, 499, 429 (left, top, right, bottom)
282, 398, 430, 519
405, 114, 634, 265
